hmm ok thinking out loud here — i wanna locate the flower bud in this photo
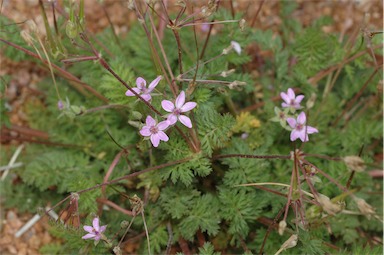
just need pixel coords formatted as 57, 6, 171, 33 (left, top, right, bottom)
343, 156, 365, 172
120, 220, 130, 228
239, 19, 246, 32
355, 198, 375, 219
113, 246, 122, 255
278, 220, 287, 235
317, 194, 342, 215
306, 93, 316, 109
220, 69, 235, 78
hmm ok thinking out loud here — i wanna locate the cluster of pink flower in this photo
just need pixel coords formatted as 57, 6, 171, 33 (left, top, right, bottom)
125, 76, 197, 147
280, 88, 318, 142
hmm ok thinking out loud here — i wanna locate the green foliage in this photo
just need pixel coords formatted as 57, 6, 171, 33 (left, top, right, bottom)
179, 194, 221, 241
100, 58, 135, 104
198, 242, 221, 255
196, 104, 235, 156
292, 28, 344, 77
218, 187, 267, 237
22, 150, 89, 192
3, 3, 382, 255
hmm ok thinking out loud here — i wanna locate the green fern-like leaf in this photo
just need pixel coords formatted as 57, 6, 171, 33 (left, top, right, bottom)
100, 57, 135, 104
179, 194, 221, 241
196, 104, 235, 156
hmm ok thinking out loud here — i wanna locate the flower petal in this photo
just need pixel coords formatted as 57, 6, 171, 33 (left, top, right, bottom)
305, 126, 318, 134
125, 87, 141, 96
167, 114, 178, 125
136, 77, 146, 90
180, 102, 197, 112
298, 130, 307, 142
145, 115, 156, 126
157, 131, 169, 142
286, 118, 297, 129
141, 93, 152, 101
175, 91, 186, 108
295, 95, 305, 104
290, 130, 299, 141
161, 100, 175, 112
148, 76, 162, 90
280, 92, 290, 104
99, 225, 107, 233
157, 121, 170, 130
297, 112, 306, 124
150, 134, 160, 147
287, 88, 295, 99
82, 233, 96, 240
179, 115, 192, 128
140, 126, 152, 136
92, 218, 100, 231
281, 102, 290, 108
83, 226, 93, 233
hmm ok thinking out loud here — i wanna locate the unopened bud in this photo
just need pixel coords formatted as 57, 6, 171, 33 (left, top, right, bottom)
278, 220, 287, 235
176, 0, 186, 7
275, 234, 298, 255
131, 111, 142, 120
220, 69, 235, 78
317, 194, 342, 215
128, 120, 141, 128
120, 220, 130, 228
113, 246, 122, 255
228, 80, 247, 90
129, 194, 143, 215
343, 156, 365, 172
355, 198, 375, 219
282, 234, 298, 249
201, 6, 213, 18
239, 19, 246, 32
306, 93, 316, 109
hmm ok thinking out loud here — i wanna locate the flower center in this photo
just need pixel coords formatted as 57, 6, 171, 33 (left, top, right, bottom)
290, 99, 295, 105
150, 125, 159, 134
173, 108, 182, 116
296, 124, 304, 130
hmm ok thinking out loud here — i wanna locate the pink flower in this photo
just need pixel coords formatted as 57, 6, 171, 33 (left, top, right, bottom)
286, 112, 318, 142
280, 88, 304, 110
125, 76, 162, 101
82, 217, 107, 241
161, 91, 197, 128
140, 116, 169, 147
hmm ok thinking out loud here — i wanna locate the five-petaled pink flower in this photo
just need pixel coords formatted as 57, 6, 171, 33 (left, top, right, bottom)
140, 116, 169, 147
280, 88, 304, 110
82, 217, 107, 241
161, 91, 197, 128
125, 76, 162, 101
286, 112, 318, 142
